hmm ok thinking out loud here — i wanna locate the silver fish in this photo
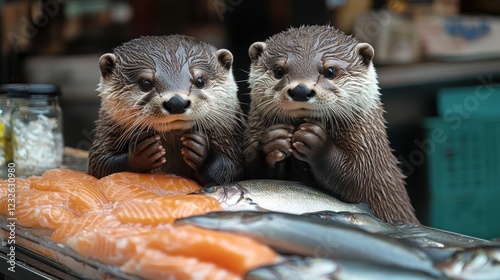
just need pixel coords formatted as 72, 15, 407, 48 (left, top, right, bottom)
245, 257, 338, 280
389, 221, 494, 248
175, 211, 444, 277
245, 256, 445, 280
191, 180, 372, 215
435, 246, 500, 280
305, 211, 493, 248
302, 210, 391, 233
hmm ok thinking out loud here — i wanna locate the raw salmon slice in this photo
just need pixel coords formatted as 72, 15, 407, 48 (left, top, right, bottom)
0, 188, 5, 201
97, 175, 159, 203
51, 211, 122, 243
0, 189, 74, 229
0, 177, 35, 190
147, 225, 278, 276
121, 249, 241, 280
31, 168, 108, 214
16, 205, 75, 229
112, 195, 222, 225
0, 177, 38, 198
97, 172, 201, 199
32, 168, 98, 190
66, 226, 154, 266
0, 188, 70, 213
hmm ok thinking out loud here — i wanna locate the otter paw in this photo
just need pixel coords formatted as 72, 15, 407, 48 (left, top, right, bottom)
292, 119, 328, 163
128, 131, 166, 172
259, 124, 294, 167
181, 133, 209, 172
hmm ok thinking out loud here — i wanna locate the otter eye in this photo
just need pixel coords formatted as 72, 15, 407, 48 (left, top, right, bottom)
194, 77, 206, 89
324, 67, 337, 79
274, 66, 284, 79
139, 80, 153, 92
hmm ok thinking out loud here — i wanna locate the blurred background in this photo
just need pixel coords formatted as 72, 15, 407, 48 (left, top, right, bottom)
1, 0, 500, 238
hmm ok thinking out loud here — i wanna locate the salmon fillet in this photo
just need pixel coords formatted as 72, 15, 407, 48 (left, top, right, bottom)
121, 249, 241, 280
0, 189, 74, 229
66, 225, 154, 266
66, 224, 276, 278
147, 225, 279, 276
31, 168, 98, 189
112, 195, 222, 225
51, 211, 122, 243
30, 169, 108, 214
97, 172, 201, 201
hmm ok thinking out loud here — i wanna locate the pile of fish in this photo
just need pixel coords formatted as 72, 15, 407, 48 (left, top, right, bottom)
3, 171, 499, 279
185, 179, 500, 280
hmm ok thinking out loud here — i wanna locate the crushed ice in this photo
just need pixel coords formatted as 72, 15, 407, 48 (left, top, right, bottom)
12, 114, 63, 175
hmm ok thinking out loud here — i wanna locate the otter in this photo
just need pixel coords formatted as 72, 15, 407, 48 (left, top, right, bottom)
243, 25, 419, 224
88, 35, 244, 186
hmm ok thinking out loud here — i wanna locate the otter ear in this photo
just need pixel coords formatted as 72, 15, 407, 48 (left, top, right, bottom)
248, 42, 266, 65
355, 43, 374, 66
99, 53, 117, 81
216, 49, 233, 71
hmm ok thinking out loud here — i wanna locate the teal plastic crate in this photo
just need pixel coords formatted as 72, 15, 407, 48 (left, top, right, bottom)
437, 85, 500, 119
424, 117, 500, 239
429, 192, 500, 239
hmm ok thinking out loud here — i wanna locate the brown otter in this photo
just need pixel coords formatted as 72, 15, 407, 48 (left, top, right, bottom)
243, 25, 419, 224
88, 35, 244, 186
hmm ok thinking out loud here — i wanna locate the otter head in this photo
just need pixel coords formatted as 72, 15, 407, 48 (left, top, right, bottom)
248, 25, 379, 126
97, 35, 238, 133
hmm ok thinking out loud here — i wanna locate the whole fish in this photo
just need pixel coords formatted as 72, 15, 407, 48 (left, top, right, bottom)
191, 180, 372, 215
175, 211, 444, 277
389, 221, 494, 248
434, 245, 500, 280
302, 210, 391, 233
304, 211, 493, 248
245, 256, 445, 280
245, 256, 338, 280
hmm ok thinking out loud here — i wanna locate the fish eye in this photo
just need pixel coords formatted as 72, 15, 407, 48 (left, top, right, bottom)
139, 79, 154, 92
194, 76, 206, 89
273, 66, 284, 79
203, 186, 216, 193
324, 67, 337, 79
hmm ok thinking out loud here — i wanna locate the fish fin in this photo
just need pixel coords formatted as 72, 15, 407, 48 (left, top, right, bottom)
246, 199, 272, 212
254, 205, 272, 212
357, 203, 375, 215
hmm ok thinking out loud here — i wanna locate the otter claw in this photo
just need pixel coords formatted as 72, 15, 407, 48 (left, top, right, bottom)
265, 149, 292, 167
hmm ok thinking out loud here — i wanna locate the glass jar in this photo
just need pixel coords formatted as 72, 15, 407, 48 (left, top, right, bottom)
8, 84, 64, 177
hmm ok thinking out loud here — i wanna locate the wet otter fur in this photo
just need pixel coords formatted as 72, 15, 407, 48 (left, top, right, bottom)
244, 25, 419, 224
88, 35, 244, 186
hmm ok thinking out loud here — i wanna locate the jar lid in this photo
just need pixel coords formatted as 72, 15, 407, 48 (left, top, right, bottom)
0, 83, 61, 98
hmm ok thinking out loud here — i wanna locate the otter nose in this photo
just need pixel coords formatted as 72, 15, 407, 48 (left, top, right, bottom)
163, 95, 191, 114
288, 84, 315, 102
